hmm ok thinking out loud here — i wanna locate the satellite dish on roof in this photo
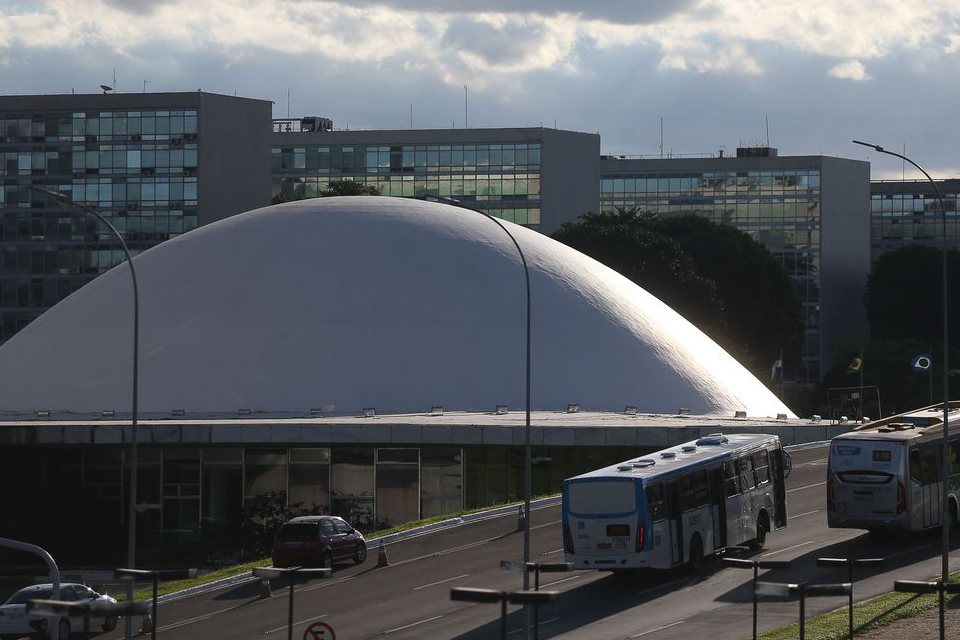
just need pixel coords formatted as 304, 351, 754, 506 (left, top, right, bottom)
100, 85, 113, 94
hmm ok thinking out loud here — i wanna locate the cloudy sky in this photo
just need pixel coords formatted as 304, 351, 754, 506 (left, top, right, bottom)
2, 0, 959, 179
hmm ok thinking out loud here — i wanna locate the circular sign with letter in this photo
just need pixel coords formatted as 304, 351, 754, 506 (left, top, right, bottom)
303, 620, 336, 640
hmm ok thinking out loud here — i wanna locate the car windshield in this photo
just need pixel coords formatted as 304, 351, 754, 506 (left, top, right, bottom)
5, 587, 53, 605
276, 523, 320, 540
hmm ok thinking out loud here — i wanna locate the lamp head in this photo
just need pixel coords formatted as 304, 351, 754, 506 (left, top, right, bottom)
852, 139, 884, 152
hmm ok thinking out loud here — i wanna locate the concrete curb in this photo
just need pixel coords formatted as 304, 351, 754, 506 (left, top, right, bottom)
154, 495, 562, 603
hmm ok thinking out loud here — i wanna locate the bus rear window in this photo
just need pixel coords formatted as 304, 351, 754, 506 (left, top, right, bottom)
567, 480, 636, 515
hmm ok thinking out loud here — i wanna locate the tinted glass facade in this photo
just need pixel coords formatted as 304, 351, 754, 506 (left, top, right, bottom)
870, 180, 960, 261
601, 164, 825, 384
0, 108, 200, 342
272, 139, 543, 225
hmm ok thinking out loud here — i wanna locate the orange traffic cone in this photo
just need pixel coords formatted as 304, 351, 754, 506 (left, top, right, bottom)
377, 540, 389, 568
258, 576, 272, 599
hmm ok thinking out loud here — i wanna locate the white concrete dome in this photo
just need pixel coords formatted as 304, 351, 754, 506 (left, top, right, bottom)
0, 196, 794, 418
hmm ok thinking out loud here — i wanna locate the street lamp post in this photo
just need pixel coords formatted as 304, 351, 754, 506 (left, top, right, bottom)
852, 140, 951, 640
32, 186, 140, 640
420, 196, 533, 603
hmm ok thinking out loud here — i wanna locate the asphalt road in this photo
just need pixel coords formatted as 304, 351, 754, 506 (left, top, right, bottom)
95, 445, 960, 639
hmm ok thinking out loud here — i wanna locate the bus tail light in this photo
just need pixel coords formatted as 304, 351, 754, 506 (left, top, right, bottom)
897, 481, 906, 513
635, 523, 645, 552
827, 476, 834, 512
563, 524, 575, 554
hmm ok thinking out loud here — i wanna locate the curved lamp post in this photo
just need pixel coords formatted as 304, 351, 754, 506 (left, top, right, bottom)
852, 141, 950, 640
32, 186, 141, 639
420, 196, 533, 614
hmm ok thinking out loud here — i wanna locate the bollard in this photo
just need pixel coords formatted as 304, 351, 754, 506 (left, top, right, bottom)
377, 540, 389, 568
517, 505, 526, 532
258, 576, 272, 599
140, 612, 154, 635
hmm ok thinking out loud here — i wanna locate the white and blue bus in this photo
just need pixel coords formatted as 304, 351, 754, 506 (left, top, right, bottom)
562, 433, 788, 571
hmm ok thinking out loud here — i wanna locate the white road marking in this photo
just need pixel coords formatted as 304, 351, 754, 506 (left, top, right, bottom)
629, 620, 685, 637
787, 481, 826, 493
788, 509, 821, 520
532, 519, 562, 531
263, 614, 327, 635
760, 540, 815, 557
157, 604, 243, 632
413, 573, 471, 591
543, 548, 564, 555
382, 615, 443, 634
541, 574, 584, 588
302, 575, 356, 592
885, 545, 929, 560
799, 458, 828, 466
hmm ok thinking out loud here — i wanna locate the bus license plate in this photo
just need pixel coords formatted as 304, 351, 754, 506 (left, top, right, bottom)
606, 524, 630, 537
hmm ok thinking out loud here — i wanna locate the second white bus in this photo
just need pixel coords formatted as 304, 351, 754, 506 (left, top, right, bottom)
562, 433, 788, 571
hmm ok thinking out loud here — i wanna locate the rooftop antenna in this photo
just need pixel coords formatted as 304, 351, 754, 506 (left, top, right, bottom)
464, 85, 468, 128
142, 80, 151, 93
765, 115, 770, 146
410, 103, 413, 130
286, 89, 290, 119
113, 67, 117, 92
660, 117, 664, 158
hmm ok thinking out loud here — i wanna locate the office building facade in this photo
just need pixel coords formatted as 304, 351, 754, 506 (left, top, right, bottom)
599, 149, 872, 385
870, 179, 960, 262
0, 92, 272, 344
270, 122, 599, 233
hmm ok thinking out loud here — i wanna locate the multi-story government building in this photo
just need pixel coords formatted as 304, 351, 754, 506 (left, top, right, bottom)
599, 148, 872, 385
870, 178, 960, 262
0, 92, 272, 344
269, 120, 600, 233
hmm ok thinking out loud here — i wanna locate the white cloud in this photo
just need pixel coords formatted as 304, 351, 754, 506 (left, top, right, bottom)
828, 59, 870, 81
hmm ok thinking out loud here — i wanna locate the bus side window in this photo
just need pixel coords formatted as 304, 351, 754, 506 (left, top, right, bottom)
646, 484, 666, 520
738, 458, 756, 491
753, 451, 770, 486
693, 470, 709, 507
910, 449, 923, 483
723, 461, 739, 497
679, 474, 695, 511
950, 442, 960, 476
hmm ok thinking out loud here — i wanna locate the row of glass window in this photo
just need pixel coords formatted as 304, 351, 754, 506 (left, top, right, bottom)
1, 178, 198, 205
276, 176, 540, 200
601, 171, 821, 194
0, 110, 199, 141
272, 143, 541, 173
871, 195, 960, 214
601, 201, 821, 222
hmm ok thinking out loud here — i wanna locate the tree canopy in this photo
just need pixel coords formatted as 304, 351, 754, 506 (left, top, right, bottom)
865, 244, 960, 344
551, 208, 803, 381
271, 180, 379, 204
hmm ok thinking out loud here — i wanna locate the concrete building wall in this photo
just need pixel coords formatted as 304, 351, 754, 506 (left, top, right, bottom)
538, 128, 600, 232
197, 93, 273, 224
819, 157, 871, 369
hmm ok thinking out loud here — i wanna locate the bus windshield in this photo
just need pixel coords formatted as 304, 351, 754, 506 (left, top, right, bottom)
567, 479, 636, 515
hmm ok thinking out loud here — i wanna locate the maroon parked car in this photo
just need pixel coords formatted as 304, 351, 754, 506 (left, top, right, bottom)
272, 516, 367, 569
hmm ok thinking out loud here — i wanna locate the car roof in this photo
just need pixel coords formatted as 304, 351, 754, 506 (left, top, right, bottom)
16, 583, 88, 591
284, 516, 343, 524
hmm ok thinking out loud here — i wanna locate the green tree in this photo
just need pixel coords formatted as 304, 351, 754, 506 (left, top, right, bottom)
552, 208, 725, 332
551, 209, 803, 383
271, 180, 379, 204
865, 245, 960, 344
653, 215, 803, 376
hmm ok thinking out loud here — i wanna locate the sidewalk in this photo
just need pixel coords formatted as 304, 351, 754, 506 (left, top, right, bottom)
856, 602, 960, 639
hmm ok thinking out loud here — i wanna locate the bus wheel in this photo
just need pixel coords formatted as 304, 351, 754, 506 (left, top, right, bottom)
749, 513, 769, 551
688, 535, 704, 572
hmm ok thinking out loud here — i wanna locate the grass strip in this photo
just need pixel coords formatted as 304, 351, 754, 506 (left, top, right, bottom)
756, 573, 960, 640
126, 494, 558, 601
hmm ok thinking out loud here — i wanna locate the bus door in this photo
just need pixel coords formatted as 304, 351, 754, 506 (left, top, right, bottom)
665, 481, 683, 565
771, 448, 788, 528
910, 445, 942, 528
722, 461, 744, 544
709, 468, 727, 548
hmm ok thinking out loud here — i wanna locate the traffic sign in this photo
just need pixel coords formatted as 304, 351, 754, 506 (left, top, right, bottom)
303, 620, 336, 640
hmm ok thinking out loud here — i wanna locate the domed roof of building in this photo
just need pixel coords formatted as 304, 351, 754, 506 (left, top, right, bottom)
0, 196, 793, 418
